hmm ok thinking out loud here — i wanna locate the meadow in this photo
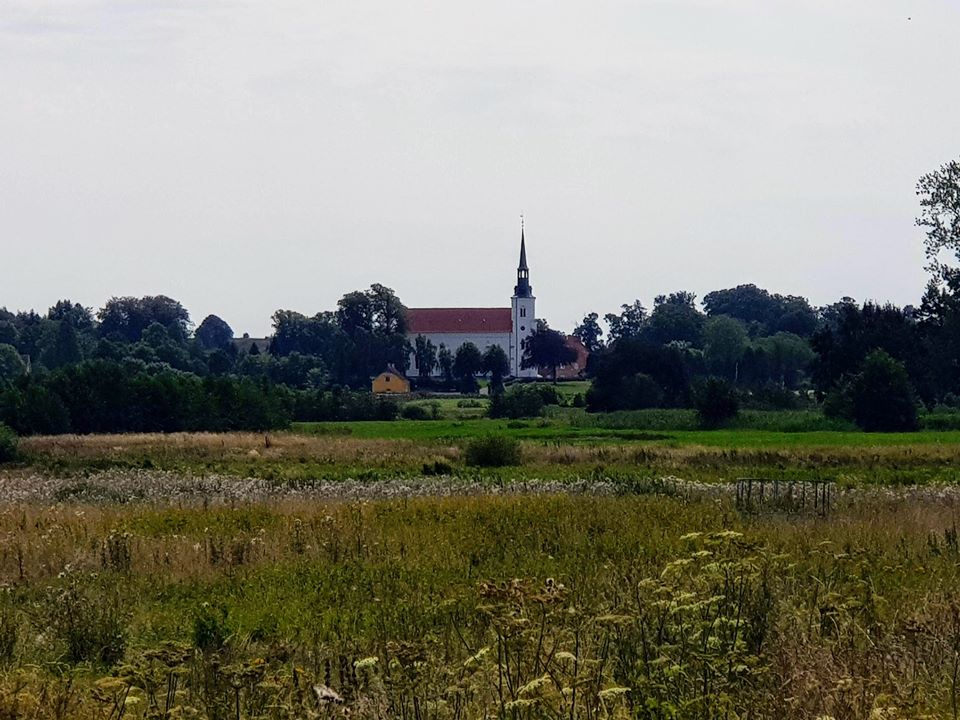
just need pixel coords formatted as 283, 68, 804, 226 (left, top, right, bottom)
3, 420, 960, 718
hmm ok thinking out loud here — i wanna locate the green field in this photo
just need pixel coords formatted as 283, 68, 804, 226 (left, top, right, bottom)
6, 412, 960, 717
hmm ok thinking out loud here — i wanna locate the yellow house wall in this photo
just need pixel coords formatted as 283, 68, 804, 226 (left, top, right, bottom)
372, 373, 410, 394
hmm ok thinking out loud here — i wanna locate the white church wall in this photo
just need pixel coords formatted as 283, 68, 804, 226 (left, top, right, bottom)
407, 331, 512, 376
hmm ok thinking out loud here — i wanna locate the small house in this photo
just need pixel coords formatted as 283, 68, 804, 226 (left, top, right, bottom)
372, 365, 411, 394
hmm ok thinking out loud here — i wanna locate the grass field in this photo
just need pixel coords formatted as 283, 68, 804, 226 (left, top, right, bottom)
5, 418, 960, 717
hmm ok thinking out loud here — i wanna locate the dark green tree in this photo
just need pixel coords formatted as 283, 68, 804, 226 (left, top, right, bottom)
573, 312, 604, 353
829, 350, 919, 432
645, 292, 706, 346
521, 323, 577, 381
195, 315, 234, 351
413, 335, 438, 379
482, 344, 510, 392
437, 344, 454, 385
453, 342, 483, 392
693, 377, 740, 429
604, 300, 647, 343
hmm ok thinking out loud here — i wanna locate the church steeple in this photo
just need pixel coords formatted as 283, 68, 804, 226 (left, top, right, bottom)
514, 218, 532, 298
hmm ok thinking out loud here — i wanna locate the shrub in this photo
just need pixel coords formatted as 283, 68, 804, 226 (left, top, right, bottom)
193, 603, 233, 654
464, 436, 522, 467
826, 350, 919, 432
0, 424, 16, 463
693, 377, 740, 428
41, 579, 128, 665
489, 385, 545, 419
401, 404, 431, 420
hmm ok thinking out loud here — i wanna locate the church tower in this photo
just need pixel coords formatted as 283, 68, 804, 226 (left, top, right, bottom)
511, 221, 537, 377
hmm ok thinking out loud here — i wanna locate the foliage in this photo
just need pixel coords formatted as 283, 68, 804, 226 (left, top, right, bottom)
453, 342, 483, 392
521, 322, 577, 380
826, 349, 919, 432
0, 345, 25, 385
194, 314, 234, 351
0, 424, 17, 463
703, 283, 817, 336
464, 435, 522, 466
586, 340, 690, 411
573, 312, 604, 352
703, 315, 750, 381
38, 576, 128, 665
481, 344, 510, 389
693, 376, 740, 428
413, 334, 437, 378
917, 157, 960, 284
604, 299, 647, 342
488, 385, 546, 419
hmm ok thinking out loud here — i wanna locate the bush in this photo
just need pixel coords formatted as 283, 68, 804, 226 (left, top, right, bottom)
0, 424, 16, 463
464, 436, 522, 467
489, 385, 545, 419
41, 579, 128, 665
693, 377, 740, 428
826, 349, 919, 432
193, 603, 233, 654
401, 404, 431, 420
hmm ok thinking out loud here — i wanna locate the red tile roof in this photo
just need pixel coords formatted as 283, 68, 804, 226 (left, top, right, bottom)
406, 308, 513, 334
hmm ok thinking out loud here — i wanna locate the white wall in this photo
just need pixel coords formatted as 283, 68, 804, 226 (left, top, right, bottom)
407, 332, 511, 377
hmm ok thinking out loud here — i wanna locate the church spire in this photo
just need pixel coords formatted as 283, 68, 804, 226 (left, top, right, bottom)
514, 216, 532, 298
518, 219, 528, 271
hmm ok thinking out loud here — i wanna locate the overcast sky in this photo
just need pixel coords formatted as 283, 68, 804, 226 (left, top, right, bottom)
2, 1, 958, 336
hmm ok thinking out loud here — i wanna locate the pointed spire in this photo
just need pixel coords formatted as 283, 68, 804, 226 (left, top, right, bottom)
518, 218, 528, 271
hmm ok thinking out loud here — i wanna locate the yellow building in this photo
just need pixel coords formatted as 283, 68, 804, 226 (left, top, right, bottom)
372, 365, 410, 394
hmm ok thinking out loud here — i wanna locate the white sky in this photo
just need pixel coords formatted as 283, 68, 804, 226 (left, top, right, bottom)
1, 0, 958, 336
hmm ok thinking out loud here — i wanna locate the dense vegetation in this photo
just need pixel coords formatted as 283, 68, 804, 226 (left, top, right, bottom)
2, 156, 960, 434
0, 445, 959, 718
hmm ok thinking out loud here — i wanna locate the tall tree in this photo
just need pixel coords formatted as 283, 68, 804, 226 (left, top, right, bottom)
604, 300, 647, 343
521, 323, 576, 381
0, 345, 25, 385
437, 344, 454, 385
195, 315, 234, 351
482, 344, 510, 392
453, 342, 483, 392
703, 316, 749, 381
917, 157, 960, 288
645, 292, 706, 346
413, 335, 437, 379
573, 312, 604, 353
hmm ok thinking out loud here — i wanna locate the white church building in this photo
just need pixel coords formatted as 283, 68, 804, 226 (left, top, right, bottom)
405, 228, 538, 378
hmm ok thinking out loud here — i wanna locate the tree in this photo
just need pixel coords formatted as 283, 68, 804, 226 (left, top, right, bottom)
0, 345, 25, 385
98, 296, 191, 343
703, 316, 749, 381
453, 342, 483, 392
917, 158, 960, 288
482, 344, 510, 392
40, 321, 82, 370
0, 322, 17, 348
573, 313, 604, 353
645, 292, 706, 346
437, 344, 454, 385
521, 323, 576, 381
693, 377, 740, 429
828, 349, 919, 432
585, 341, 691, 412
413, 335, 437, 379
604, 300, 647, 343
195, 315, 234, 351
47, 300, 94, 331
703, 285, 816, 337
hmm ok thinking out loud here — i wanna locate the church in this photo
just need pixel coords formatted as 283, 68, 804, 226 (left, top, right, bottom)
405, 228, 538, 378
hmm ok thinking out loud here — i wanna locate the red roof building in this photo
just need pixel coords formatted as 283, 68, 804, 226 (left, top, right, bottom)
406, 307, 513, 334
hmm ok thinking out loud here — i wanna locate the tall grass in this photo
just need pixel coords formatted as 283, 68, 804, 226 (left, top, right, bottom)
0, 492, 958, 716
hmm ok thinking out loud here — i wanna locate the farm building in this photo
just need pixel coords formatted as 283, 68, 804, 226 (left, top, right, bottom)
372, 365, 411, 394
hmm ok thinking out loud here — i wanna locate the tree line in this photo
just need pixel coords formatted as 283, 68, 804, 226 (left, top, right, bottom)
1, 156, 959, 434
